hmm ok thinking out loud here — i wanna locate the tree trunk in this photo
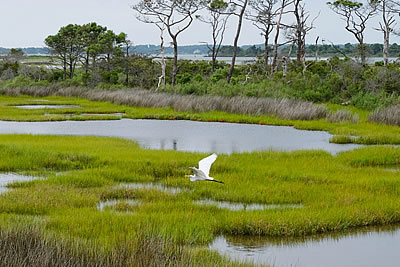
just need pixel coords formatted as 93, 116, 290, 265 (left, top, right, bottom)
157, 26, 166, 90
171, 36, 178, 86
63, 63, 67, 80
227, 0, 248, 84
359, 41, 366, 66
272, 2, 285, 74
125, 46, 129, 85
85, 53, 90, 73
264, 35, 270, 77
383, 29, 389, 66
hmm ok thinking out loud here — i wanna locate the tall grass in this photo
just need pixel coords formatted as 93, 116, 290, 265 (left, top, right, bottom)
1, 86, 327, 120
327, 109, 359, 123
0, 225, 246, 267
369, 104, 400, 126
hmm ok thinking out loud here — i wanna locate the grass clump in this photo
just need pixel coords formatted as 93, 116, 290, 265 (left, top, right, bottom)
327, 109, 359, 123
1, 86, 328, 120
369, 104, 400, 126
0, 224, 247, 267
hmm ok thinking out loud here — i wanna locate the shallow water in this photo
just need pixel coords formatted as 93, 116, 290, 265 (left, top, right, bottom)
210, 225, 400, 267
97, 199, 139, 211
14, 105, 81, 109
0, 173, 37, 193
0, 119, 361, 154
118, 183, 182, 194
196, 199, 303, 211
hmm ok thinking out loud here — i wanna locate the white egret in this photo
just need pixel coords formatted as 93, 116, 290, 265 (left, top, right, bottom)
187, 153, 224, 184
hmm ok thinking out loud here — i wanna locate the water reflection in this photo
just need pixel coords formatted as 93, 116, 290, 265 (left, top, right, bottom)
210, 225, 400, 267
0, 119, 362, 154
0, 173, 38, 193
117, 183, 182, 194
196, 199, 303, 211
14, 105, 81, 109
97, 199, 139, 211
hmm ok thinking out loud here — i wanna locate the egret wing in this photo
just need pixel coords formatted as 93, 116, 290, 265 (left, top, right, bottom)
198, 153, 217, 177
189, 167, 207, 179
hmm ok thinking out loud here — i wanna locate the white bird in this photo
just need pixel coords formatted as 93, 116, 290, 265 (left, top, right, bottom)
187, 153, 224, 184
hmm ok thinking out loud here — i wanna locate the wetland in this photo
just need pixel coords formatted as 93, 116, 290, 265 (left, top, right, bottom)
0, 94, 399, 266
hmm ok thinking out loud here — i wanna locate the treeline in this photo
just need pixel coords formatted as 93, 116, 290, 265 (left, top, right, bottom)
216, 43, 400, 58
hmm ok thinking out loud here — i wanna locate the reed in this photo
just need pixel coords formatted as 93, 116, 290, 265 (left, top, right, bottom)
327, 109, 359, 123
369, 104, 400, 126
1, 86, 327, 120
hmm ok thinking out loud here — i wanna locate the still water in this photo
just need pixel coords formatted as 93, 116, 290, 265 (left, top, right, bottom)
0, 173, 37, 194
210, 225, 400, 267
0, 119, 361, 154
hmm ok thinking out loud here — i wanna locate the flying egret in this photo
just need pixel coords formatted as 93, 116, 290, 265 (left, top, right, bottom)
187, 153, 224, 184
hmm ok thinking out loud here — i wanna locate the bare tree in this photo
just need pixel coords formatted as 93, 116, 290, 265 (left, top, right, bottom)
271, 0, 293, 74
292, 0, 317, 69
247, 0, 278, 76
327, 0, 379, 66
226, 0, 248, 83
376, 0, 400, 66
197, 0, 232, 74
132, 0, 202, 86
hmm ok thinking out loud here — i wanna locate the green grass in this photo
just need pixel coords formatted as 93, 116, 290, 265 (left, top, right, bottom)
0, 135, 400, 249
0, 95, 400, 265
0, 94, 400, 146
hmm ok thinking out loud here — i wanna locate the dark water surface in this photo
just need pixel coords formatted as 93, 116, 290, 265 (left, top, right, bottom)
210, 225, 400, 267
0, 119, 361, 154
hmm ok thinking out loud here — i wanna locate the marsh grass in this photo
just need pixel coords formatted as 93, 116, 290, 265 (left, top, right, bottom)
327, 109, 359, 123
0, 224, 249, 267
369, 104, 400, 126
1, 86, 328, 120
2, 94, 400, 146
0, 135, 399, 265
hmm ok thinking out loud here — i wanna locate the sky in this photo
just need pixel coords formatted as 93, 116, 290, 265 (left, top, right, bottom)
0, 0, 398, 48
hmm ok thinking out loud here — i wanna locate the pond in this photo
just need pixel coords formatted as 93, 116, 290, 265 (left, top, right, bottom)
14, 105, 81, 109
117, 183, 182, 194
196, 199, 303, 211
0, 173, 38, 194
210, 225, 400, 267
0, 119, 361, 154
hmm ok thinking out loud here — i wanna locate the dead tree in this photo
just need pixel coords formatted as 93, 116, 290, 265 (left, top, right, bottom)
226, 0, 248, 83
132, 0, 202, 86
327, 0, 379, 66
376, 0, 400, 66
292, 0, 317, 69
247, 0, 278, 76
271, 0, 293, 74
197, 1, 232, 74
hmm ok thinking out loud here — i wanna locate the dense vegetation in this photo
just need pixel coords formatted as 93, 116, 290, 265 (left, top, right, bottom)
2, 53, 400, 112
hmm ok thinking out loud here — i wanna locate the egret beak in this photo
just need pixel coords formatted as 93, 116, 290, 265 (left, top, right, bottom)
184, 175, 190, 178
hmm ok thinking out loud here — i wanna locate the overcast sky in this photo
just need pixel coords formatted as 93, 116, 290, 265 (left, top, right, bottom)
0, 0, 398, 48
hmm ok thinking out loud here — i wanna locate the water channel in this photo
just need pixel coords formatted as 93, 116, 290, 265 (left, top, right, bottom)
210, 225, 400, 267
1, 118, 397, 266
0, 119, 361, 154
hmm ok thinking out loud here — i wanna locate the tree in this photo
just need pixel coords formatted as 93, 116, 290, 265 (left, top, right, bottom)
198, 0, 232, 74
226, 0, 248, 83
292, 0, 316, 69
80, 22, 107, 72
45, 24, 86, 79
132, 0, 203, 86
98, 30, 126, 71
327, 0, 379, 66
247, 0, 278, 76
376, 0, 400, 66
271, 0, 293, 74
5, 48, 24, 63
